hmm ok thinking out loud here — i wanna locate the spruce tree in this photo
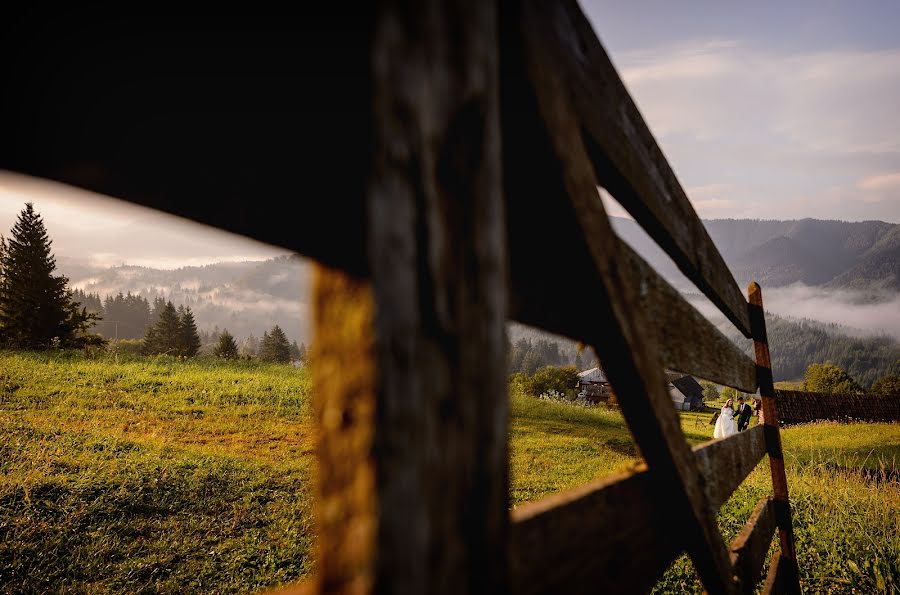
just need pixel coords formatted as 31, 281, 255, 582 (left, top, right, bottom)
0, 203, 98, 349
214, 329, 239, 359
259, 325, 291, 363
178, 306, 201, 357
142, 301, 180, 355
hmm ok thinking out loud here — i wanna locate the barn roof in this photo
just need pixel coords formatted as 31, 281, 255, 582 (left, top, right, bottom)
669, 374, 704, 400
577, 367, 607, 383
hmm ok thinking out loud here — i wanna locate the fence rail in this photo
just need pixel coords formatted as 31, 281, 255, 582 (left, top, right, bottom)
775, 389, 900, 424
510, 426, 770, 594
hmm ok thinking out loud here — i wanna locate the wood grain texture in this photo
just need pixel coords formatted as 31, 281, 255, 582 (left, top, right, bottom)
521, 0, 751, 337
761, 550, 790, 595
366, 1, 510, 592
509, 4, 738, 591
693, 425, 767, 511
509, 431, 766, 594
509, 467, 681, 595
749, 283, 801, 594
312, 266, 377, 594
730, 498, 776, 594
621, 243, 757, 392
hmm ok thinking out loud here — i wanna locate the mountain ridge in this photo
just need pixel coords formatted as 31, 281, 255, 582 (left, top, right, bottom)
610, 216, 900, 290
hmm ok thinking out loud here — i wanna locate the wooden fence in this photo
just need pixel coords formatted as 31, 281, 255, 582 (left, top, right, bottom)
1, 2, 803, 594
304, 2, 802, 593
776, 390, 900, 425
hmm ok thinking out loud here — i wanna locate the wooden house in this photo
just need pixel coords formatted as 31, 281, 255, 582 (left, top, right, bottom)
667, 372, 706, 411
576, 367, 613, 402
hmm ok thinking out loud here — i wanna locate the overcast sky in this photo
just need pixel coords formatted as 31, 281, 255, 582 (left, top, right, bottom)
2, 2, 899, 268
0, 172, 287, 269
585, 0, 900, 223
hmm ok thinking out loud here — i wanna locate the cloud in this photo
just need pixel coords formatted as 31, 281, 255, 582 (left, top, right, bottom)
0, 170, 288, 267
856, 172, 900, 205
858, 172, 900, 192
613, 42, 900, 223
686, 283, 900, 341
760, 284, 900, 340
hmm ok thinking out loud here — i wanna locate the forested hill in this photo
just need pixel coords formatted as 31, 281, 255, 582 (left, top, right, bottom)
58, 255, 310, 342
611, 217, 900, 290
724, 314, 900, 388
509, 316, 899, 389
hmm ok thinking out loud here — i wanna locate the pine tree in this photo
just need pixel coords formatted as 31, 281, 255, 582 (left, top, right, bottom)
142, 301, 180, 355
178, 306, 201, 357
0, 203, 98, 349
214, 329, 239, 359
241, 334, 259, 358
259, 325, 291, 363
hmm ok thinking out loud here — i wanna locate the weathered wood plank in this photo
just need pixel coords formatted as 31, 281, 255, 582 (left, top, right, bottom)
366, 1, 509, 592
520, 0, 752, 337
730, 498, 776, 593
510, 5, 737, 591
0, 15, 375, 277
314, 2, 509, 594
621, 243, 757, 392
509, 467, 682, 595
749, 283, 801, 594
508, 429, 764, 594
762, 550, 791, 595
312, 266, 377, 594
693, 425, 767, 511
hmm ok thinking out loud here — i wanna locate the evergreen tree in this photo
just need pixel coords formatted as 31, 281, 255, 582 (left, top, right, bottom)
214, 329, 239, 359
259, 325, 291, 363
178, 306, 201, 357
240, 334, 259, 358
521, 349, 541, 375
0, 203, 98, 348
149, 296, 166, 328
142, 301, 180, 355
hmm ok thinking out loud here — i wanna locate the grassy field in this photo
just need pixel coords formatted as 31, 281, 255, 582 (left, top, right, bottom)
1, 351, 898, 593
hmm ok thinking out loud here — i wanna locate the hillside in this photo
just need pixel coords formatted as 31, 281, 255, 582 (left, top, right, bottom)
1, 352, 896, 593
612, 217, 900, 290
58, 255, 311, 343
511, 315, 899, 389
722, 313, 900, 388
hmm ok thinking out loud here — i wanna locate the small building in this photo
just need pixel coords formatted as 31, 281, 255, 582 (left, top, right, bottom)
576, 367, 613, 402
667, 372, 705, 411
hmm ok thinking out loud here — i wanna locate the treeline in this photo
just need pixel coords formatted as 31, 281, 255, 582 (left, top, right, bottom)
726, 314, 900, 388
74, 289, 307, 362
508, 337, 592, 374
73, 290, 151, 340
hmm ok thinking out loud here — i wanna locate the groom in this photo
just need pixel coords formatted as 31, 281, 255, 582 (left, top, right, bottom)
734, 396, 752, 432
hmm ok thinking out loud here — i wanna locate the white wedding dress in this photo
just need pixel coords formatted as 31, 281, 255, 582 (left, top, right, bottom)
713, 406, 737, 439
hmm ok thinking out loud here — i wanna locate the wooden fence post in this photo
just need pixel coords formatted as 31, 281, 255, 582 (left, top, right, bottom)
313, 1, 509, 593
748, 283, 801, 593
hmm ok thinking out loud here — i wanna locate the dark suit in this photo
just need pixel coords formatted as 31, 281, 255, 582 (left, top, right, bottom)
734, 403, 752, 431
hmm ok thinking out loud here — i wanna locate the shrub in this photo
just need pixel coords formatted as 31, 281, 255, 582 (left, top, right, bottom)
803, 363, 863, 395
519, 365, 578, 399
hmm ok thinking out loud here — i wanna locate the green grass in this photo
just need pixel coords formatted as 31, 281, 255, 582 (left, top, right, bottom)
1, 351, 315, 594
2, 351, 898, 593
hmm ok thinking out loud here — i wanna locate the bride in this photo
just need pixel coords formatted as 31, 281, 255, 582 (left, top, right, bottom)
713, 398, 737, 439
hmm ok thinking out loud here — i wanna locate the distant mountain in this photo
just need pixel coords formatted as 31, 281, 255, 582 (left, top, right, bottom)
611, 217, 900, 290
57, 255, 311, 343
